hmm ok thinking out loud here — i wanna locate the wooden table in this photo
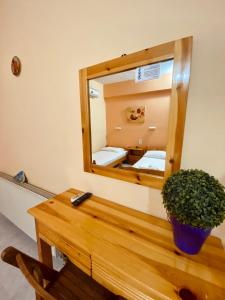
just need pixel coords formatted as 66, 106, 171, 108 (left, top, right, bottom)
28, 188, 225, 300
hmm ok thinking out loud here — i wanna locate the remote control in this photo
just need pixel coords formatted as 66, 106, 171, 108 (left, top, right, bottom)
70, 192, 92, 206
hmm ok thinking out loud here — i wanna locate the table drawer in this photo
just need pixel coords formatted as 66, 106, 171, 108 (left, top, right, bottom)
38, 222, 91, 275
92, 255, 152, 300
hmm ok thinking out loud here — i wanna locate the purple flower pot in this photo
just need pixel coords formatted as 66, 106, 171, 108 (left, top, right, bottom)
170, 216, 212, 255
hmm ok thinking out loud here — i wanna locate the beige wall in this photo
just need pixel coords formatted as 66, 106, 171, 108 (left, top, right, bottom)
89, 80, 106, 152
0, 0, 225, 241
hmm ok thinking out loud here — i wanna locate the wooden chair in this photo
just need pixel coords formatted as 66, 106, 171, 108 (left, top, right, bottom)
1, 246, 121, 300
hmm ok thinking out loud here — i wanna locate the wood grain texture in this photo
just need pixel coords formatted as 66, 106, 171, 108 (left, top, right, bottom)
79, 37, 192, 189
93, 155, 127, 168
119, 165, 165, 177
79, 68, 92, 172
86, 41, 175, 79
91, 164, 164, 189
36, 220, 53, 270
35, 220, 53, 300
165, 36, 193, 177
38, 222, 91, 276
29, 189, 225, 300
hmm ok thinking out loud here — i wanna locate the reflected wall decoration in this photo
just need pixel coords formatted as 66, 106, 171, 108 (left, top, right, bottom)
126, 106, 145, 123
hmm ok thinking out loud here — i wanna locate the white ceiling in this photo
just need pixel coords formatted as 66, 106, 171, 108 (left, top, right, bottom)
94, 60, 173, 84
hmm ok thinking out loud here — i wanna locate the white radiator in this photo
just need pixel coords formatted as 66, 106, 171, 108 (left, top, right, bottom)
0, 177, 46, 239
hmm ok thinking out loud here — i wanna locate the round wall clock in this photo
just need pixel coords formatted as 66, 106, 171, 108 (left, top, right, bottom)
11, 56, 21, 76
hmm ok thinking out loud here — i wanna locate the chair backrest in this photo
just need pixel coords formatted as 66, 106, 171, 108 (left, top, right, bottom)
2, 246, 127, 300
1, 247, 58, 300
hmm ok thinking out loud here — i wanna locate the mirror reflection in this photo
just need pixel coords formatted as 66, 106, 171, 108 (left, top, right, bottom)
89, 60, 174, 177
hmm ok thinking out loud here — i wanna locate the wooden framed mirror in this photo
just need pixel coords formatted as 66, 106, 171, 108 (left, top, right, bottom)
79, 37, 192, 189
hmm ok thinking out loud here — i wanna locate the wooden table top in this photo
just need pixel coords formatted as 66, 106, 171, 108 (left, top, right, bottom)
28, 188, 225, 300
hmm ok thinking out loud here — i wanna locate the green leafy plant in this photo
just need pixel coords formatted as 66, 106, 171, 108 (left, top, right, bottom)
162, 169, 225, 229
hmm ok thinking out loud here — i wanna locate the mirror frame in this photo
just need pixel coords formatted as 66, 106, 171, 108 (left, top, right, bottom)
79, 36, 192, 189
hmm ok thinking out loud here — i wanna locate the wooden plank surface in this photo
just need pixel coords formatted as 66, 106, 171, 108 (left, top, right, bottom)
165, 36, 193, 177
35, 220, 53, 300
91, 165, 164, 189
38, 222, 91, 275
28, 189, 225, 300
86, 41, 175, 79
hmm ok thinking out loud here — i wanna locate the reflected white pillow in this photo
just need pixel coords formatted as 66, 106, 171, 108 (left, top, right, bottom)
144, 150, 166, 159
101, 147, 125, 153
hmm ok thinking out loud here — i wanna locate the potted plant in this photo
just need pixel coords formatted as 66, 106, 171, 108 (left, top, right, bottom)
162, 169, 225, 255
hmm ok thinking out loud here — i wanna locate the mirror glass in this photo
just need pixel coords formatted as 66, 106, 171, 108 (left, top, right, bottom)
88, 60, 174, 177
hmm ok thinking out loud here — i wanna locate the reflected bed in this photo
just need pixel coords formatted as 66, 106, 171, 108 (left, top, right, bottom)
133, 150, 166, 171
92, 147, 128, 167
120, 150, 166, 176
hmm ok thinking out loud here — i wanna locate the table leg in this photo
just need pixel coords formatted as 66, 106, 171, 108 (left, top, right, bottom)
35, 220, 53, 300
